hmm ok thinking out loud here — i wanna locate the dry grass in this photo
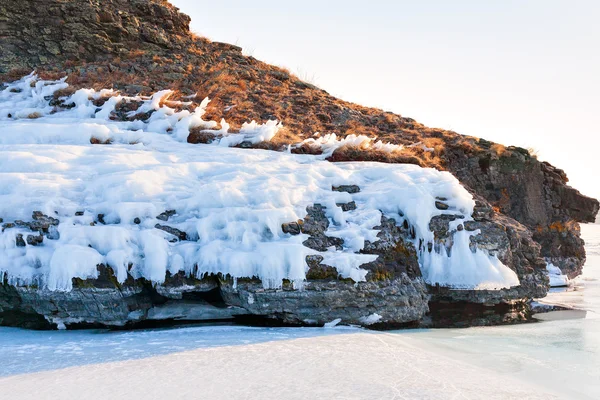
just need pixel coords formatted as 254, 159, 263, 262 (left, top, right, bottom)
327, 145, 424, 166
253, 127, 305, 151
125, 49, 145, 60
491, 143, 508, 157
1, 67, 32, 82
186, 128, 215, 144
1, 34, 527, 175
527, 147, 539, 159
90, 137, 112, 145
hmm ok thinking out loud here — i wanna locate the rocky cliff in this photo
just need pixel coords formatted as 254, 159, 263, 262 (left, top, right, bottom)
0, 0, 597, 330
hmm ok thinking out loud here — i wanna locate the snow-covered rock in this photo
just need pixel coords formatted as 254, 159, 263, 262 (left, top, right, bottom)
0, 75, 549, 329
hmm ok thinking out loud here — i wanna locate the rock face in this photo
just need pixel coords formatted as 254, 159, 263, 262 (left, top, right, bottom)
444, 144, 599, 278
0, 0, 597, 329
1, 206, 428, 329
0, 199, 547, 329
0, 0, 191, 72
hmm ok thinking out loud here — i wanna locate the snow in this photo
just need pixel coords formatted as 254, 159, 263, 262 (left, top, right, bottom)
301, 132, 404, 158
0, 74, 520, 291
546, 262, 570, 288
218, 120, 282, 147
407, 141, 435, 152
359, 313, 383, 325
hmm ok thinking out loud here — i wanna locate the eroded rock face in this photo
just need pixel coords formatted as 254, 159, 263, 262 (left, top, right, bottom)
0, 196, 547, 330
220, 277, 428, 328
0, 0, 191, 72
0, 269, 244, 329
426, 193, 548, 300
445, 144, 598, 278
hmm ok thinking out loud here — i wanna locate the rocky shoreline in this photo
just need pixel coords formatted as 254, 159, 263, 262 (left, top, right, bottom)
0, 0, 598, 330
0, 195, 548, 330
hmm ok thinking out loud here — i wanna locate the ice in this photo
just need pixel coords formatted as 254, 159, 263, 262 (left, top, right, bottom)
323, 318, 342, 328
0, 73, 67, 119
359, 313, 383, 325
546, 261, 570, 287
0, 328, 559, 400
48, 245, 104, 291
0, 74, 521, 292
421, 230, 520, 290
0, 325, 360, 377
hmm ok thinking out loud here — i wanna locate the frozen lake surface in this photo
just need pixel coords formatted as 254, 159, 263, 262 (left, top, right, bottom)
0, 324, 363, 377
393, 223, 600, 399
0, 224, 599, 399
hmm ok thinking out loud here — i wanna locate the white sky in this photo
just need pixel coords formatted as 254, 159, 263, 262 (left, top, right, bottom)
171, 0, 599, 200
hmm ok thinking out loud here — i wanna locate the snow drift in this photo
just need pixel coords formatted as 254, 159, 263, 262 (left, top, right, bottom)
0, 74, 520, 292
